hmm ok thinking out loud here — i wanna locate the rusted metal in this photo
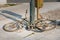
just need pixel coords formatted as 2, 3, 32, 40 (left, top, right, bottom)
35, 0, 43, 20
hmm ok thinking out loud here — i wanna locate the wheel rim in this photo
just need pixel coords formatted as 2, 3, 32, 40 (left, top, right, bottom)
3, 22, 20, 32
35, 20, 56, 31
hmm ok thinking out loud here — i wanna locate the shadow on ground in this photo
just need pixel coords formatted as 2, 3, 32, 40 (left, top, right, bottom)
0, 10, 22, 21
51, 20, 60, 26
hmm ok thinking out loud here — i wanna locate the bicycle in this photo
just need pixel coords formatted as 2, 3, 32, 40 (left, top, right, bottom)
3, 10, 56, 32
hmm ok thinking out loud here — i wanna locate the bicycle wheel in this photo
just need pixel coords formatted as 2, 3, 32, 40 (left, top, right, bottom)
35, 20, 56, 31
3, 22, 22, 32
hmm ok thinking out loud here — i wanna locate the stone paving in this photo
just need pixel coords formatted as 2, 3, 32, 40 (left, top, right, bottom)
0, 2, 60, 40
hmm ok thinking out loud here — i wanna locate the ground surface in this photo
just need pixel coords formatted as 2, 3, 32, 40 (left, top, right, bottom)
0, 4, 17, 8
0, 2, 60, 40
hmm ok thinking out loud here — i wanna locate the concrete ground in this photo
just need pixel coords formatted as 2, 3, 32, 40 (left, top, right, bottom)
0, 2, 60, 40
